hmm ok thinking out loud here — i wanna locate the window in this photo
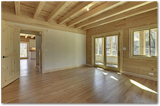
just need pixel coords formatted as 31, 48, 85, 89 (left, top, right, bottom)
106, 35, 118, 56
130, 24, 157, 58
99, 38, 102, 55
20, 43, 28, 58
95, 38, 103, 55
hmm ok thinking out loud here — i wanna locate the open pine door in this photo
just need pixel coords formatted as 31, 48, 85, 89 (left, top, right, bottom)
1, 20, 20, 88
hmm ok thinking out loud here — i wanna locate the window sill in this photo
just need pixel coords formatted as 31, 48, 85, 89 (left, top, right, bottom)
129, 55, 157, 60
107, 56, 117, 58
96, 54, 102, 56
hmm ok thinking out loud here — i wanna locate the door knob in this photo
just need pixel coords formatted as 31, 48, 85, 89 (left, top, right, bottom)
3, 56, 8, 58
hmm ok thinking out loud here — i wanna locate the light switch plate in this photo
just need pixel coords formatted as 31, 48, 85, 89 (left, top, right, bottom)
45, 49, 48, 51
123, 47, 126, 50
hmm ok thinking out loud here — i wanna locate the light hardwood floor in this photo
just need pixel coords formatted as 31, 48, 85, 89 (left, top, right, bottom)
1, 59, 157, 103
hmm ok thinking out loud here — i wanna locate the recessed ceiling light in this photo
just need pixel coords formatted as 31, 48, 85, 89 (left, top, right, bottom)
86, 6, 90, 11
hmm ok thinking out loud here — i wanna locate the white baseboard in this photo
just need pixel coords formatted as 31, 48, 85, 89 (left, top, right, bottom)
121, 71, 157, 81
44, 65, 157, 81
85, 64, 94, 67
44, 64, 85, 73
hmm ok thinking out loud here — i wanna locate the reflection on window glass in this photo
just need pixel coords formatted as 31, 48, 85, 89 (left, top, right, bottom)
112, 36, 117, 56
20, 43, 27, 58
145, 30, 149, 56
106, 37, 111, 56
95, 39, 98, 55
134, 32, 139, 55
150, 28, 157, 56
99, 38, 102, 55
132, 27, 157, 57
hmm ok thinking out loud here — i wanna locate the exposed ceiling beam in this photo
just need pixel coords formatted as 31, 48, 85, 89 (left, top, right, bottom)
25, 34, 28, 38
67, 1, 126, 27
14, 1, 20, 15
2, 12, 85, 34
82, 2, 157, 30
75, 1, 153, 28
31, 35, 35, 38
20, 30, 41, 36
33, 1, 46, 19
57, 2, 93, 24
47, 2, 68, 22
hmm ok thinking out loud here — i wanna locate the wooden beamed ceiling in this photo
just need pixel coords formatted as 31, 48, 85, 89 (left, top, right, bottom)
1, 1, 157, 32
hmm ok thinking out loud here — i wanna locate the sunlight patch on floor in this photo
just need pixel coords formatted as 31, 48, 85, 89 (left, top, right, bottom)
102, 72, 108, 75
97, 67, 104, 70
130, 79, 157, 94
117, 72, 121, 75
110, 76, 118, 81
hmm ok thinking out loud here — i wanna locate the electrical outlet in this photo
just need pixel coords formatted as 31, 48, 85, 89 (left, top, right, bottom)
123, 47, 126, 50
149, 73, 154, 76
56, 63, 58, 65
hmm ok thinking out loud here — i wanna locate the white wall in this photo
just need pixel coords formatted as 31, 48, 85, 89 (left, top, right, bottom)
9, 22, 86, 72
45, 29, 86, 71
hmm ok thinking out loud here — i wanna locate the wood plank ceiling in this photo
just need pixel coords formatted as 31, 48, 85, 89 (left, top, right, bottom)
1, 1, 157, 31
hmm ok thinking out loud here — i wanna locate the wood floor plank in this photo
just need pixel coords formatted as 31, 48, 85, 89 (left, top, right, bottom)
1, 59, 157, 103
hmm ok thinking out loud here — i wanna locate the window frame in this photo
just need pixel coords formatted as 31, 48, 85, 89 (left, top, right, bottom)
129, 24, 157, 60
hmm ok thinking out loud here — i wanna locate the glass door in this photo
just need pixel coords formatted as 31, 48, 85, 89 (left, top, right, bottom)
105, 35, 120, 71
94, 37, 104, 67
20, 42, 28, 58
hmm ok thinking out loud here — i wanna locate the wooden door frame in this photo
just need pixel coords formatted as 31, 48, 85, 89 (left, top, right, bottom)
105, 34, 120, 71
15, 25, 45, 73
20, 41, 29, 59
91, 30, 123, 72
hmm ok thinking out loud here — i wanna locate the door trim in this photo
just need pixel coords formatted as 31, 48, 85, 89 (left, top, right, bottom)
91, 30, 123, 72
13, 25, 45, 73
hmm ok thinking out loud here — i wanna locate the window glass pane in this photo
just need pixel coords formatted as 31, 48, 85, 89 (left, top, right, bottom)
99, 38, 102, 55
134, 31, 140, 55
95, 39, 98, 54
106, 37, 111, 56
145, 30, 149, 56
20, 43, 27, 58
150, 28, 157, 56
112, 36, 117, 56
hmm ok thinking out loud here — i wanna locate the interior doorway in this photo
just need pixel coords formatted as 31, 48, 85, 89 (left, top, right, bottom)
20, 30, 42, 75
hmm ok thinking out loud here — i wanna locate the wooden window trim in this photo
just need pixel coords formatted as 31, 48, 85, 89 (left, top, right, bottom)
129, 24, 157, 60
